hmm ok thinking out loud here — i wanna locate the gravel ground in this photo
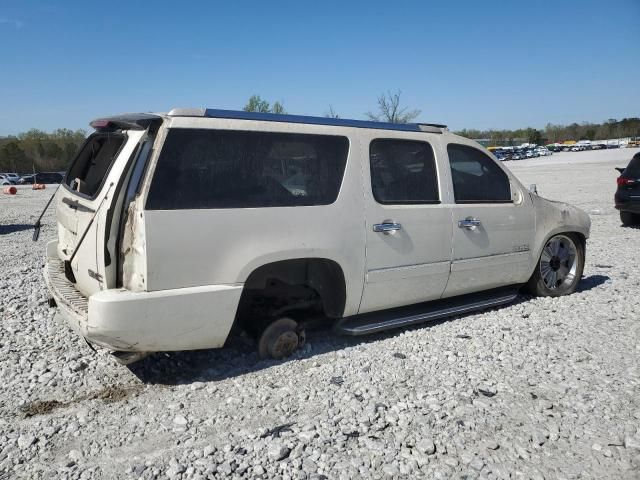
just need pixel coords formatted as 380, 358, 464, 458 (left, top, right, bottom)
1, 148, 639, 479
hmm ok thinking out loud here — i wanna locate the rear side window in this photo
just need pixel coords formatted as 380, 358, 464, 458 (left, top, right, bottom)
369, 139, 439, 204
146, 129, 349, 210
65, 133, 126, 198
448, 144, 512, 203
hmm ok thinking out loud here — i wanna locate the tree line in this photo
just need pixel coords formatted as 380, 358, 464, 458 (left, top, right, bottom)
0, 129, 86, 174
1, 92, 637, 174
454, 118, 640, 146
244, 92, 640, 145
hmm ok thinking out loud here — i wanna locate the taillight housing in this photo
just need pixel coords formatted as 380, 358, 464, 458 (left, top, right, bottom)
617, 176, 634, 186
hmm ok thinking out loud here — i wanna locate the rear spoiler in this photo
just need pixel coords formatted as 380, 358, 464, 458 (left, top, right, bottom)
90, 113, 162, 131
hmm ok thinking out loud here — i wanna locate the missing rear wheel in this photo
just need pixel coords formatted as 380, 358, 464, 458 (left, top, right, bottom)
257, 317, 304, 359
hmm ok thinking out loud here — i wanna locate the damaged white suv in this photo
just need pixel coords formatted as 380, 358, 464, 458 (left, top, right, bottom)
44, 108, 590, 362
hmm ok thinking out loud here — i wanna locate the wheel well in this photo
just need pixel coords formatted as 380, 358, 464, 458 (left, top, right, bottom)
540, 231, 586, 254
566, 231, 586, 250
234, 258, 346, 334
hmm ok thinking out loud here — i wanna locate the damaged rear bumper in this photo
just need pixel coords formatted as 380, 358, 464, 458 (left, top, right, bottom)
44, 241, 244, 352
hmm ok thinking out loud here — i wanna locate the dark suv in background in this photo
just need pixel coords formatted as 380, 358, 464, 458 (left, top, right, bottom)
615, 152, 640, 226
19, 172, 64, 184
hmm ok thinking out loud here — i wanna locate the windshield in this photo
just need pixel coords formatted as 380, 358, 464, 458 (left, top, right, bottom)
64, 132, 126, 198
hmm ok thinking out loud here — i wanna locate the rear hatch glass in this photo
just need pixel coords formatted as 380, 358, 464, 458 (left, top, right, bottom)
65, 133, 126, 197
623, 156, 640, 178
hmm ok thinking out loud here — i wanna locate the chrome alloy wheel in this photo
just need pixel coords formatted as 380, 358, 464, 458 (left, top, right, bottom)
539, 234, 578, 290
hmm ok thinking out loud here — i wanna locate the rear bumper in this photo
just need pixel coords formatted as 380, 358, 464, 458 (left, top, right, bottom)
44, 241, 244, 352
615, 198, 640, 213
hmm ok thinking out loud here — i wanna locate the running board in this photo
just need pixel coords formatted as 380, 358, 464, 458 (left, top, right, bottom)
335, 287, 520, 336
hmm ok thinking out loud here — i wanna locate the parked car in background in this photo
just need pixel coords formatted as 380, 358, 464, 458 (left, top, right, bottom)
0, 173, 20, 185
5, 173, 21, 183
19, 172, 64, 184
43, 108, 591, 363
1, 174, 14, 185
615, 152, 640, 226
536, 147, 552, 156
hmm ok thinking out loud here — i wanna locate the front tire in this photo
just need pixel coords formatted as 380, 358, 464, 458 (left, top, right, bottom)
526, 234, 584, 297
620, 211, 640, 226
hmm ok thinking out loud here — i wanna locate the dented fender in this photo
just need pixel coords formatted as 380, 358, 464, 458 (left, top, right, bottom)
529, 193, 591, 270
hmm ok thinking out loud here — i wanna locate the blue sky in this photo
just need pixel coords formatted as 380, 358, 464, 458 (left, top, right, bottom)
0, 0, 638, 135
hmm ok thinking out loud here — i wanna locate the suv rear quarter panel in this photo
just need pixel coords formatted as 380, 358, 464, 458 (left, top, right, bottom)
140, 117, 367, 317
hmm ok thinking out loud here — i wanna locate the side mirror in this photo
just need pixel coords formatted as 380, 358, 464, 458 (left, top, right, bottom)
529, 184, 538, 195
615, 167, 625, 174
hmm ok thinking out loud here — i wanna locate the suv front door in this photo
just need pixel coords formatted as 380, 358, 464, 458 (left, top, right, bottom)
443, 143, 535, 297
359, 136, 452, 314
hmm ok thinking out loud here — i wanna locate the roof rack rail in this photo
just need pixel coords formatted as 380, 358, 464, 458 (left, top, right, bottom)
167, 108, 447, 133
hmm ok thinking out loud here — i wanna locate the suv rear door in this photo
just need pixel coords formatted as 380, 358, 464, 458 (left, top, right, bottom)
57, 126, 151, 298
359, 135, 452, 314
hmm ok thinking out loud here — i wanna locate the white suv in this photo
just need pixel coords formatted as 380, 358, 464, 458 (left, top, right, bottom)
0, 173, 20, 185
43, 109, 590, 362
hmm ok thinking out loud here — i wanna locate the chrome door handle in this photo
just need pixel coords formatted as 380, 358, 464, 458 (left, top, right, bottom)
373, 222, 402, 235
458, 217, 481, 230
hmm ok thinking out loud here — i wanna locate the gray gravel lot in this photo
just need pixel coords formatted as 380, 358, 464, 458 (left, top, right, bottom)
1, 148, 639, 479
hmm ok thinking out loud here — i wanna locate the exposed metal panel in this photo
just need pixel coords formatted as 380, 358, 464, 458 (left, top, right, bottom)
44, 258, 89, 317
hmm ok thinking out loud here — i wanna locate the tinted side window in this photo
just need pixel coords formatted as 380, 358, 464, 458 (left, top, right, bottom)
146, 129, 349, 210
448, 144, 511, 203
369, 139, 439, 204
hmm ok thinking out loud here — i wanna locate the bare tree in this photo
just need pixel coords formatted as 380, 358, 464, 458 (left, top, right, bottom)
324, 105, 340, 119
366, 90, 420, 124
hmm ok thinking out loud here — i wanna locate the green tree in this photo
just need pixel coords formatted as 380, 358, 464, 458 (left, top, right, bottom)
271, 101, 286, 114
0, 141, 28, 172
366, 90, 420, 124
526, 128, 543, 145
243, 95, 287, 114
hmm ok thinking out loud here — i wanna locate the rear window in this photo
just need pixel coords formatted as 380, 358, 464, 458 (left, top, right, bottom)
146, 129, 349, 210
65, 133, 126, 197
624, 155, 640, 177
